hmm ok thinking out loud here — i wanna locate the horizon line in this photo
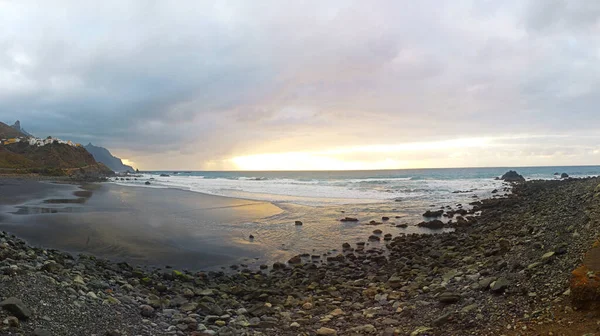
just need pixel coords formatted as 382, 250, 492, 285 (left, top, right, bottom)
137, 164, 600, 173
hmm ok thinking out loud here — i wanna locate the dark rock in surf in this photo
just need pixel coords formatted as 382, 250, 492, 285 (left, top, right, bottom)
145, 181, 151, 185
159, 174, 170, 177
561, 173, 569, 179
500, 170, 525, 182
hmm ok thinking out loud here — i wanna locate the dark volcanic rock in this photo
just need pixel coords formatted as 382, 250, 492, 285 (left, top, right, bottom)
438, 292, 461, 304
0, 297, 31, 320
561, 173, 569, 178
340, 217, 359, 222
423, 209, 444, 217
500, 170, 525, 182
417, 219, 444, 229
295, 220, 303, 226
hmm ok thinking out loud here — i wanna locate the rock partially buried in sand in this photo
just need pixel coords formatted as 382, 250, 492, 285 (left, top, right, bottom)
316, 327, 337, 335
340, 217, 359, 222
438, 292, 461, 304
295, 221, 303, 226
249, 234, 254, 239
33, 329, 52, 336
0, 297, 31, 320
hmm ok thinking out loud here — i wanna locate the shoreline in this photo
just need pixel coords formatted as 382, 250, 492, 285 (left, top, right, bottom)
0, 177, 597, 334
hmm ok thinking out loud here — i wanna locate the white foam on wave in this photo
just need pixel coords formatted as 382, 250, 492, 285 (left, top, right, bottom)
111, 173, 505, 206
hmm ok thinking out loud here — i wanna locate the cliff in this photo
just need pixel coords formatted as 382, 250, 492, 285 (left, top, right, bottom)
84, 143, 134, 172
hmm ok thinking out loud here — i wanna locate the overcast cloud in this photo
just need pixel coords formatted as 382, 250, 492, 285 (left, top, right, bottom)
1, 0, 600, 170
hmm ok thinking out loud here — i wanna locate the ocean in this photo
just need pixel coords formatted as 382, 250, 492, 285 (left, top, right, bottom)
115, 166, 600, 206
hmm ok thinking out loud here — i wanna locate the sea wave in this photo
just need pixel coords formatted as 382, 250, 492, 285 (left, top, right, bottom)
110, 172, 506, 206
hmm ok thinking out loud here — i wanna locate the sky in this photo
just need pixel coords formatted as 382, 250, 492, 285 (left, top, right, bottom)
2, 1, 600, 170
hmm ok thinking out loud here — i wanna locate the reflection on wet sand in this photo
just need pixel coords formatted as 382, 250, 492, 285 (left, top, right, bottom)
0, 183, 283, 270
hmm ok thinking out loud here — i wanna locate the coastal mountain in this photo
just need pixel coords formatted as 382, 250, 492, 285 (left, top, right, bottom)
0, 121, 26, 139
0, 121, 113, 177
84, 143, 134, 172
10, 120, 32, 137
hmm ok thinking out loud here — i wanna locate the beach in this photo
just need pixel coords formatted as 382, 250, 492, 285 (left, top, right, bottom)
0, 174, 598, 335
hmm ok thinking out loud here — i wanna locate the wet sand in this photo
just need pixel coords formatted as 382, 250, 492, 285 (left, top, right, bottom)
0, 178, 459, 272
0, 180, 283, 270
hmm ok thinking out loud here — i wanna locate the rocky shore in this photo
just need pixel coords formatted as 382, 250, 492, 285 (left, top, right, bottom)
0, 177, 599, 335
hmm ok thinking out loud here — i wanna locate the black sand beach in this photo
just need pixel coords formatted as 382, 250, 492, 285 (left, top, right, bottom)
0, 176, 598, 335
0, 180, 283, 270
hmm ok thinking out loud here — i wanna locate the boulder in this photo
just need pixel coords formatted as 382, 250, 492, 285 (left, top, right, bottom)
417, 220, 444, 230
340, 217, 359, 222
294, 221, 303, 226
499, 170, 525, 182
438, 292, 461, 304
288, 255, 302, 264
423, 210, 444, 217
561, 173, 569, 179
0, 297, 31, 320
316, 327, 337, 335
140, 304, 154, 317
145, 181, 151, 185
490, 277, 510, 292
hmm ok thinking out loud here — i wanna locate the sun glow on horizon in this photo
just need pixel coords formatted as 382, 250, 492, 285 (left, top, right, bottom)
121, 158, 136, 169
230, 137, 494, 171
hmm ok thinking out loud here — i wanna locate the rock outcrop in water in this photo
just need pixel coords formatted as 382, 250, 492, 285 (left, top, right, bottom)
499, 170, 525, 182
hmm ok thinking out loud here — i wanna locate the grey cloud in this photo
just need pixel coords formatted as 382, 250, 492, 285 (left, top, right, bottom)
0, 0, 599, 169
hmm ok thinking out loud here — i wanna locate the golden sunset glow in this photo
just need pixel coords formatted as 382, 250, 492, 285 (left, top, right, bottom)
230, 137, 494, 171
121, 159, 136, 168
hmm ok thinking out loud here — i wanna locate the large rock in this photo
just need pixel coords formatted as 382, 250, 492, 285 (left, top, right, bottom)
0, 297, 31, 320
490, 277, 510, 292
438, 292, 461, 304
561, 173, 569, 179
423, 210, 444, 217
499, 170, 525, 182
316, 327, 337, 335
417, 220, 444, 230
140, 304, 154, 317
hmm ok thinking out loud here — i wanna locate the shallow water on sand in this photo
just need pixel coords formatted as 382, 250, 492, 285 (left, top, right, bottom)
0, 181, 484, 271
0, 184, 284, 270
